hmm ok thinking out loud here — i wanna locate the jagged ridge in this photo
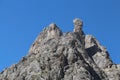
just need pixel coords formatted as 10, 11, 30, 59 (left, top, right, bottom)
0, 18, 120, 80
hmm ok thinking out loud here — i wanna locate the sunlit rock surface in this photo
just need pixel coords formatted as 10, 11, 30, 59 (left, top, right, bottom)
0, 18, 120, 80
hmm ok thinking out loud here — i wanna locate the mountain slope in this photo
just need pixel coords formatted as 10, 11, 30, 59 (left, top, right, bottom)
0, 18, 120, 80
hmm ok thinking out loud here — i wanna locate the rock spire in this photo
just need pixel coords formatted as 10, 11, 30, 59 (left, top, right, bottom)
73, 18, 84, 35
0, 18, 120, 80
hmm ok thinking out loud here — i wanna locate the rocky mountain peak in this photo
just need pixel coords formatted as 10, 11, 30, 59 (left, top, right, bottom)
0, 18, 120, 80
47, 23, 63, 38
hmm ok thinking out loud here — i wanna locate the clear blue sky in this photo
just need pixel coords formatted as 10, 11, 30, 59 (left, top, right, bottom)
0, 0, 120, 71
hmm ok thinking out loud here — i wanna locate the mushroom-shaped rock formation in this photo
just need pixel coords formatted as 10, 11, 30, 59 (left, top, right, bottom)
73, 18, 85, 47
73, 18, 84, 35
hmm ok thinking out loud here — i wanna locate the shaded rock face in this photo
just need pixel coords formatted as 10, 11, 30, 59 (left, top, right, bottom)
0, 18, 120, 80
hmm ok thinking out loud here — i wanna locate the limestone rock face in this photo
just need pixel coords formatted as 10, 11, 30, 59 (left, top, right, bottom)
85, 35, 113, 69
0, 18, 120, 80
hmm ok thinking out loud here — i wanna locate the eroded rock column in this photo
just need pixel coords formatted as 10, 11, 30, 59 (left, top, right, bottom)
73, 18, 85, 47
73, 18, 84, 35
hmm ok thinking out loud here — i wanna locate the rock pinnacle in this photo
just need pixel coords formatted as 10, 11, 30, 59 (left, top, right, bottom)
0, 18, 120, 80
73, 18, 84, 35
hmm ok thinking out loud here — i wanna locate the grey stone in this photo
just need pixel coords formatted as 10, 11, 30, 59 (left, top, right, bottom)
0, 18, 119, 80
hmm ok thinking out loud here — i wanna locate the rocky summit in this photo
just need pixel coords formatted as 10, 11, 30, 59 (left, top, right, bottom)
0, 18, 120, 80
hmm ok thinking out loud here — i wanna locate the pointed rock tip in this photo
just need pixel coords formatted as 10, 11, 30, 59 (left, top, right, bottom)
47, 23, 63, 38
48, 22, 62, 34
49, 23, 58, 29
